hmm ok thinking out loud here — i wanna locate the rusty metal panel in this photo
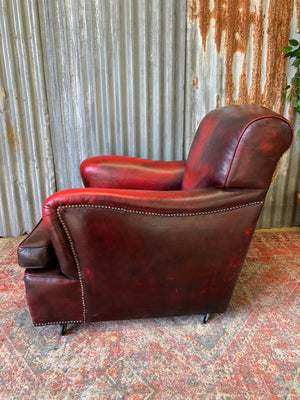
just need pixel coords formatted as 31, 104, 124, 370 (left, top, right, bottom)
38, 0, 187, 191
185, 0, 300, 228
0, 0, 55, 237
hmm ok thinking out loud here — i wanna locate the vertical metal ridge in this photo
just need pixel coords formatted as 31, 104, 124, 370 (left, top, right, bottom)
173, 0, 186, 161
134, 0, 147, 159
0, 0, 54, 237
93, 1, 109, 155
122, 1, 135, 157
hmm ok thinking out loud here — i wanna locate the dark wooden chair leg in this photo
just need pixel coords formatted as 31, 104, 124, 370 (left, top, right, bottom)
59, 323, 68, 336
200, 314, 210, 324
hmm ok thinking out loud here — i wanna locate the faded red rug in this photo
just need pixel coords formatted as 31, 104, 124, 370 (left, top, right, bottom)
0, 229, 299, 399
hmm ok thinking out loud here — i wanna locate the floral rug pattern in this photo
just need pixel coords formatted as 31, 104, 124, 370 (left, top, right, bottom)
0, 230, 299, 399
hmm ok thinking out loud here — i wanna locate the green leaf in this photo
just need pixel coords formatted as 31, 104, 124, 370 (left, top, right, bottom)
292, 97, 298, 107
282, 37, 300, 116
296, 128, 300, 140
292, 60, 300, 66
282, 46, 292, 52
296, 115, 300, 121
284, 51, 294, 58
284, 49, 300, 59
289, 39, 299, 46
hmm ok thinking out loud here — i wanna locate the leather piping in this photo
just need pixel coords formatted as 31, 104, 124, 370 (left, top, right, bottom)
223, 115, 294, 188
57, 200, 263, 217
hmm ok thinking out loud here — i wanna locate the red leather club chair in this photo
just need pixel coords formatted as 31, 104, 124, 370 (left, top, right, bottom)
18, 105, 293, 334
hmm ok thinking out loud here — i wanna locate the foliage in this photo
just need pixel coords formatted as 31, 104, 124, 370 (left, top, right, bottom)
282, 32, 300, 139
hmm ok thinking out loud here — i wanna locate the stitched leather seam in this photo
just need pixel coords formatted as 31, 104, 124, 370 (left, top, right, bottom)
58, 200, 263, 217
56, 209, 87, 324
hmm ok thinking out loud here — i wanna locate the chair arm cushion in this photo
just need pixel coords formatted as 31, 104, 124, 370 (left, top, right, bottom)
18, 219, 57, 269
80, 156, 186, 190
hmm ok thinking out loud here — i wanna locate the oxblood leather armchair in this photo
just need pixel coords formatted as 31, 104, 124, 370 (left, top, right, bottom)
18, 105, 293, 333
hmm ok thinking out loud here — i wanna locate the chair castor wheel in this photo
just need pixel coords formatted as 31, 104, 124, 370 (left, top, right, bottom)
200, 314, 210, 324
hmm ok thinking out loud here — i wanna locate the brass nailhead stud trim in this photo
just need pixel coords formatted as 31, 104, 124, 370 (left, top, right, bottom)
56, 200, 263, 324
57, 208, 87, 324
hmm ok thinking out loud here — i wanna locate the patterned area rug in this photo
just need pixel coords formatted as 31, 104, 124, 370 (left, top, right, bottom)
0, 229, 299, 399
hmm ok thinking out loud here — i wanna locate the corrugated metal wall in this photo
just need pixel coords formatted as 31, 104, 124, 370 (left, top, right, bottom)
0, 0, 55, 237
38, 0, 187, 191
185, 0, 300, 228
1, 0, 299, 237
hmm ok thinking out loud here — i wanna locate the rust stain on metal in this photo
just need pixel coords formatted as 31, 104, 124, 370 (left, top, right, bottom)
188, 0, 212, 51
193, 76, 199, 89
6, 122, 19, 152
261, 0, 294, 114
187, 0, 296, 117
213, 0, 227, 53
248, 2, 264, 105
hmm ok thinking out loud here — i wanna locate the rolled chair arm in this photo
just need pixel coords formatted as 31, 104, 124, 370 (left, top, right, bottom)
18, 219, 57, 269
42, 187, 266, 322
80, 156, 186, 190
42, 186, 266, 281
44, 187, 266, 215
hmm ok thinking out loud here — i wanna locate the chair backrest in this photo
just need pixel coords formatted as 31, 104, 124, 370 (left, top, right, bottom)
182, 105, 293, 191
